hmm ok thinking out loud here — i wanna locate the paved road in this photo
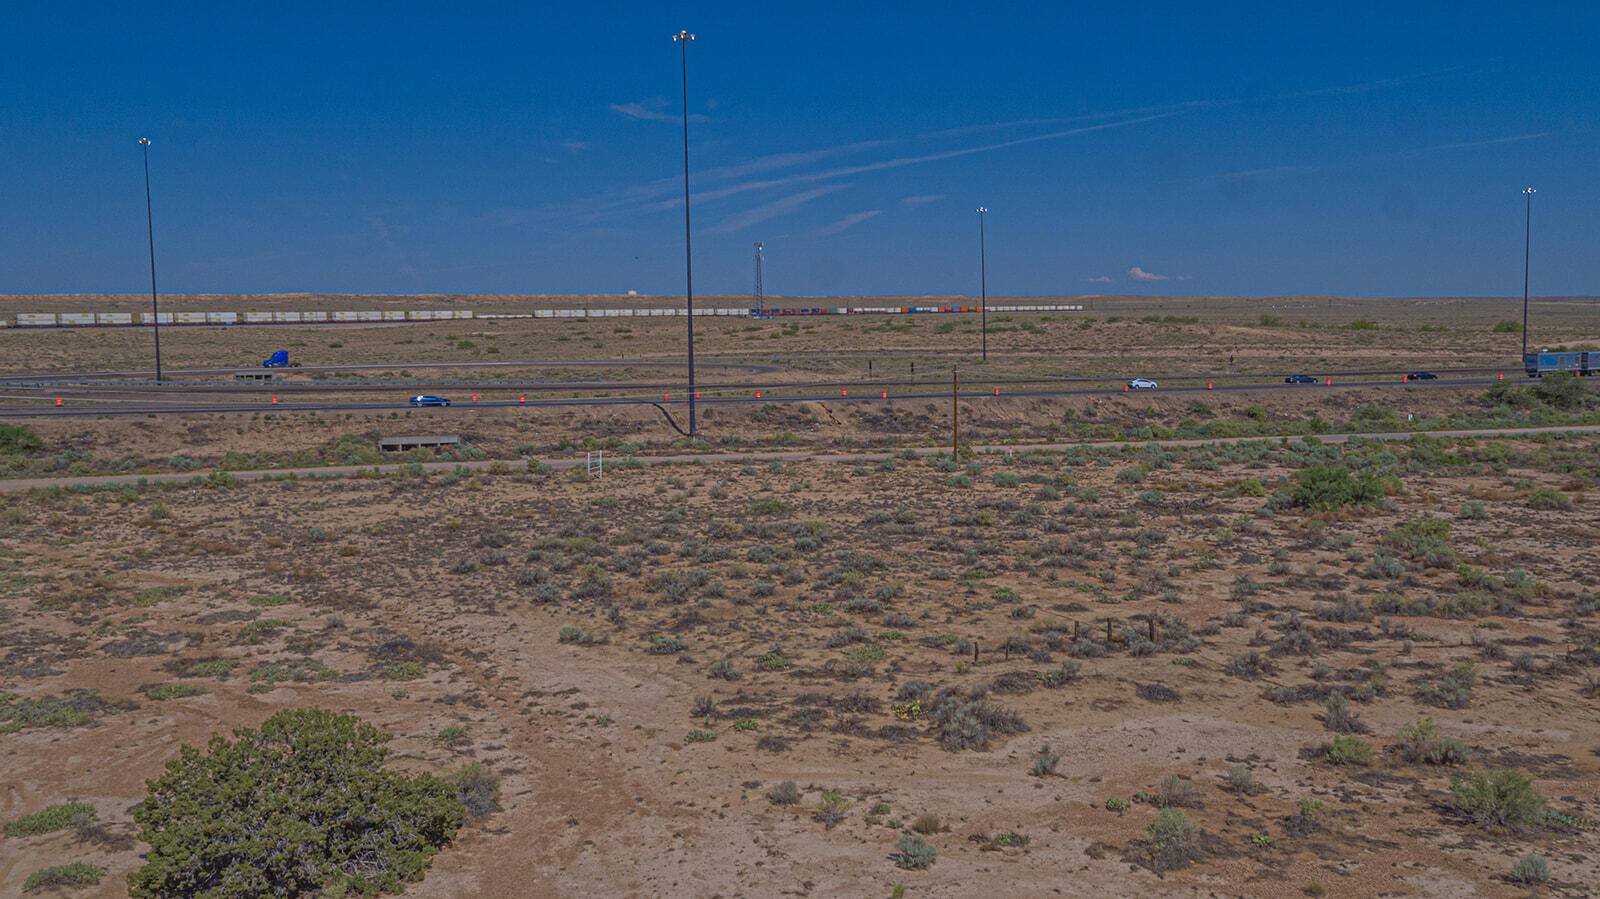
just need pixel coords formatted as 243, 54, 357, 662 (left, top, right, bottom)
4, 424, 1595, 493
0, 375, 1506, 418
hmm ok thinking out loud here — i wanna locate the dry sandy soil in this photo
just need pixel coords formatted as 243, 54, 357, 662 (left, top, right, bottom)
3, 422, 1600, 897
2, 297, 1599, 898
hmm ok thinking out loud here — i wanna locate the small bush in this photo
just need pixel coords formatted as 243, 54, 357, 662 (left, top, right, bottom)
1510, 852, 1550, 885
767, 781, 801, 806
1292, 464, 1385, 511
23, 863, 105, 892
911, 813, 941, 835
892, 833, 938, 870
1155, 775, 1200, 808
1031, 743, 1061, 777
1139, 808, 1204, 873
1325, 735, 1374, 766
1222, 766, 1260, 795
1395, 716, 1472, 766
814, 791, 851, 828
1449, 768, 1545, 830
453, 761, 501, 823
6, 802, 96, 837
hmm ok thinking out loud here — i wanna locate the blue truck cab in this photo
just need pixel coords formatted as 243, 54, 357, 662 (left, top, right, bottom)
263, 350, 301, 368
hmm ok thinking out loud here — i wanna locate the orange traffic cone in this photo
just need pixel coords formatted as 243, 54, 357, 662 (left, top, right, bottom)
519, 394, 525, 403
1207, 381, 1213, 390
271, 396, 278, 404
755, 390, 761, 398
55, 397, 63, 406
841, 387, 848, 396
882, 390, 888, 398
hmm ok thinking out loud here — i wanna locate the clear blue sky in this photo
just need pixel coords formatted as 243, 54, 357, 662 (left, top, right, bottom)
2, 1, 1594, 297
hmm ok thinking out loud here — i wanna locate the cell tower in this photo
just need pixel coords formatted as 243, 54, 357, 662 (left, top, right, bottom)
752, 241, 765, 313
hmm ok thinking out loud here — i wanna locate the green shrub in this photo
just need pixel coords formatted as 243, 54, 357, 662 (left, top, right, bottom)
1449, 768, 1545, 830
1510, 852, 1550, 885
1395, 716, 1472, 766
1493, 319, 1521, 333
0, 424, 45, 455
6, 802, 96, 837
1325, 735, 1374, 766
892, 833, 938, 870
452, 761, 501, 823
127, 708, 463, 898
23, 863, 105, 892
767, 780, 801, 806
1140, 808, 1204, 873
814, 791, 851, 828
1292, 464, 1385, 511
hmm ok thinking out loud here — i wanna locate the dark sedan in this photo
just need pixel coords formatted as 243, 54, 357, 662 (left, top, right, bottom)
1406, 371, 1439, 381
1284, 374, 1319, 384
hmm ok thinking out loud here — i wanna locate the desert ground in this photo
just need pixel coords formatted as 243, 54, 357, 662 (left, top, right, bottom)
1, 296, 1598, 898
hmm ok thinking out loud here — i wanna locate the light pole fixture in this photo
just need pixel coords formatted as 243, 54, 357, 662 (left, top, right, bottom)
674, 29, 697, 436
976, 206, 988, 362
1521, 187, 1535, 363
140, 137, 163, 383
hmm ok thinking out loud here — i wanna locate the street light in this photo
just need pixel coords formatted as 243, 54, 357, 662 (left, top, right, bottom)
139, 137, 163, 383
976, 206, 988, 362
1521, 187, 1536, 364
673, 29, 697, 436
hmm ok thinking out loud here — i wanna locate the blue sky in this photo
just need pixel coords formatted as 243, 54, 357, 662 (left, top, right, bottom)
2, 1, 1595, 297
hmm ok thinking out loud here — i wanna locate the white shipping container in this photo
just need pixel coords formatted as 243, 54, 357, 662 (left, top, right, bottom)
303, 311, 328, 322
207, 312, 239, 324
357, 311, 383, 322
382, 311, 406, 321
18, 313, 57, 327
175, 312, 207, 324
244, 312, 273, 324
96, 312, 133, 325
60, 312, 97, 326
453, 310, 473, 319
274, 312, 303, 323
332, 311, 359, 322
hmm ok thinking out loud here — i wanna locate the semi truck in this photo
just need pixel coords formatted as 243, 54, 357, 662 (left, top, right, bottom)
263, 350, 302, 368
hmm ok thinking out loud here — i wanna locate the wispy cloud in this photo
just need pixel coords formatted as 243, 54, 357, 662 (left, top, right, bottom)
1218, 131, 1553, 183
559, 140, 590, 152
707, 185, 847, 235
818, 210, 883, 235
1129, 266, 1167, 281
611, 101, 708, 123
900, 194, 946, 209
1086, 275, 1113, 283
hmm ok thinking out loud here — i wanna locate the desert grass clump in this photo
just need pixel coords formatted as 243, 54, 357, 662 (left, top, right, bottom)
1225, 651, 1277, 680
930, 692, 1028, 752
1415, 661, 1475, 710
1449, 768, 1545, 831
911, 813, 941, 835
892, 833, 938, 870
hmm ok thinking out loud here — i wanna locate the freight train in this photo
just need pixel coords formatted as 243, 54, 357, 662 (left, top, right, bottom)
1524, 350, 1596, 377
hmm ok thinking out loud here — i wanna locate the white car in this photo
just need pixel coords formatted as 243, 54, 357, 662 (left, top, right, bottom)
1126, 378, 1158, 390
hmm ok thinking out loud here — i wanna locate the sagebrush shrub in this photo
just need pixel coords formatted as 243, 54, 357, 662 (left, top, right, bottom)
1450, 768, 1545, 830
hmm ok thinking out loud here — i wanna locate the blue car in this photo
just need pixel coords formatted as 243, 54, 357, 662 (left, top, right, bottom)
409, 394, 451, 407
1285, 374, 1318, 384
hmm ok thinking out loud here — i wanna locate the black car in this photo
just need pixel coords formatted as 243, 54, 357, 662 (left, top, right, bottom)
1285, 374, 1318, 384
1406, 371, 1439, 381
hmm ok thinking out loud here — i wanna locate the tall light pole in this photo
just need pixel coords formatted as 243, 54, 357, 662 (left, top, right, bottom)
976, 206, 988, 362
674, 29, 697, 437
1521, 187, 1535, 363
140, 137, 163, 383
